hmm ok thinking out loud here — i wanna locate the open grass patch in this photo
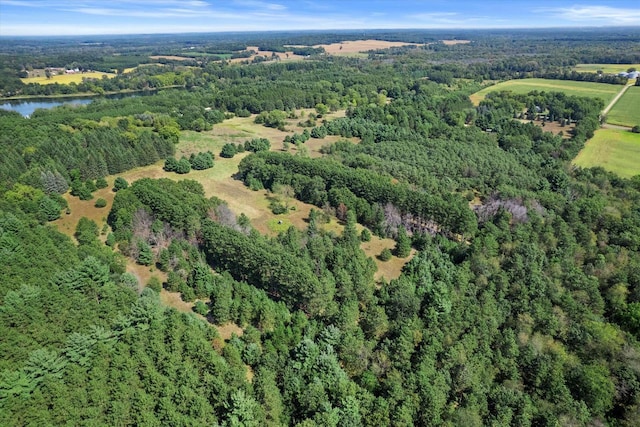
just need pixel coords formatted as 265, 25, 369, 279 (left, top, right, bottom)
267, 217, 293, 234
21, 71, 116, 85
54, 184, 116, 241
607, 86, 640, 127
573, 128, 640, 178
573, 64, 640, 74
470, 78, 621, 106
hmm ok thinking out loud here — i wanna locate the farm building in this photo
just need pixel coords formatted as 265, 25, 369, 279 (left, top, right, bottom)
618, 71, 639, 78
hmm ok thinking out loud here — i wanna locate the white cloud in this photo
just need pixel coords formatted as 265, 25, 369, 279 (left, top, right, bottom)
537, 5, 640, 25
409, 12, 504, 28
68, 6, 210, 18
0, 0, 39, 6
232, 1, 287, 11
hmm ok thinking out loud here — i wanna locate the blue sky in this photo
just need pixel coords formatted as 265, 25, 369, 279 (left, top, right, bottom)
0, 1, 639, 36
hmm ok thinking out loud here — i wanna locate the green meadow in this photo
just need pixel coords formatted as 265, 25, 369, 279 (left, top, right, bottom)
607, 86, 640, 127
573, 63, 640, 74
471, 78, 621, 106
573, 128, 640, 178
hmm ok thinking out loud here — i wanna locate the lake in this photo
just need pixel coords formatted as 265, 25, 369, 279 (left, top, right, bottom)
0, 98, 93, 117
0, 92, 146, 117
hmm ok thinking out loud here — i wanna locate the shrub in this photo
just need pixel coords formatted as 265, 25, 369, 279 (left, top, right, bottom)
236, 108, 251, 117
164, 156, 191, 174
248, 177, 263, 191
360, 229, 372, 242
113, 177, 129, 192
379, 248, 392, 261
147, 276, 162, 293
193, 301, 209, 316
85, 180, 98, 192
94, 198, 107, 208
189, 152, 214, 170
220, 143, 237, 158
632, 125, 640, 134
95, 177, 109, 189
270, 200, 287, 214
244, 138, 270, 153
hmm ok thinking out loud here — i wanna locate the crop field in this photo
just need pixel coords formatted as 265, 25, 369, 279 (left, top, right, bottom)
574, 63, 640, 74
573, 128, 640, 178
470, 78, 621, 106
21, 71, 115, 85
316, 39, 425, 56
606, 86, 640, 127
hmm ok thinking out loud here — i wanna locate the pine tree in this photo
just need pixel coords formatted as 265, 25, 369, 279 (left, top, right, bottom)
38, 196, 61, 221
137, 240, 153, 266
394, 226, 411, 258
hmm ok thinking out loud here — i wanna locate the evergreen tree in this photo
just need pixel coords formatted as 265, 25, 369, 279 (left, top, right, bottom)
394, 226, 411, 258
137, 240, 153, 266
38, 196, 61, 221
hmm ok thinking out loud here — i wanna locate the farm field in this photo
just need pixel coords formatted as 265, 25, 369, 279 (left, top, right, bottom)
573, 63, 640, 74
573, 128, 640, 178
470, 78, 621, 106
21, 71, 115, 85
606, 86, 640, 127
315, 39, 426, 56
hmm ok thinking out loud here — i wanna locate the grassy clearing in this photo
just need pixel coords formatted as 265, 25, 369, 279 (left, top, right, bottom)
573, 128, 640, 178
54, 111, 409, 284
607, 86, 640, 127
470, 78, 621, 106
515, 118, 575, 138
54, 184, 115, 240
574, 64, 640, 74
21, 71, 115, 85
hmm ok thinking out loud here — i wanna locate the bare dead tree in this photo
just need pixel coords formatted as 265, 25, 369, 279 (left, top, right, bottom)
383, 203, 402, 238
132, 208, 153, 242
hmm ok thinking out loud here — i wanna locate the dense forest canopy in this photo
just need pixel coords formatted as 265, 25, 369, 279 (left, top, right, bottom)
1, 28, 640, 426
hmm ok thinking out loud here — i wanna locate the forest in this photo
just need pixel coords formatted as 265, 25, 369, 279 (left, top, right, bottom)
1, 28, 640, 426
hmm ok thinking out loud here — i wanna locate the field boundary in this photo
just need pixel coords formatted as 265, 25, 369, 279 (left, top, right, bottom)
603, 81, 633, 117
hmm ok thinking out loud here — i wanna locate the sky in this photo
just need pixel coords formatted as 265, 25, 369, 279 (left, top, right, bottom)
0, 1, 639, 36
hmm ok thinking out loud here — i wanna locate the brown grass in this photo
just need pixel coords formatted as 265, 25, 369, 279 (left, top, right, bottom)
159, 289, 195, 312
54, 185, 115, 241
516, 118, 576, 138
317, 40, 425, 55
360, 236, 415, 282
216, 322, 244, 340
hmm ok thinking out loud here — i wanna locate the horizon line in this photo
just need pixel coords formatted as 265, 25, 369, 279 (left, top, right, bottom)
2, 25, 640, 38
